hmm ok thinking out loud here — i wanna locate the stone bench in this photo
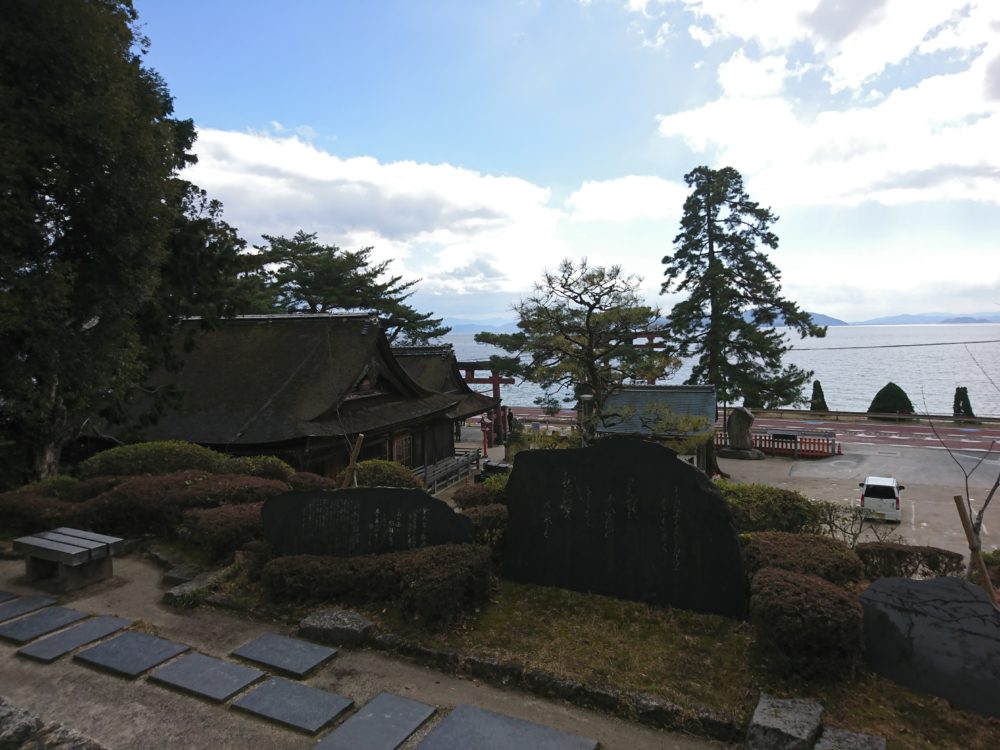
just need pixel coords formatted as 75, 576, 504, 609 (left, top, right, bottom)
13, 527, 124, 592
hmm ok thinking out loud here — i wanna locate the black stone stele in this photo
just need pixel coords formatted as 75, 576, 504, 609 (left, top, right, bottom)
0, 606, 88, 644
315, 691, 435, 750
232, 677, 353, 734
232, 632, 336, 677
415, 704, 599, 750
860, 576, 1000, 719
150, 652, 265, 703
504, 437, 747, 618
74, 631, 189, 678
262, 488, 473, 557
18, 615, 131, 663
0, 595, 55, 623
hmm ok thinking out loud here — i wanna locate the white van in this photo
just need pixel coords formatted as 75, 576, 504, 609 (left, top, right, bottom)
858, 476, 904, 523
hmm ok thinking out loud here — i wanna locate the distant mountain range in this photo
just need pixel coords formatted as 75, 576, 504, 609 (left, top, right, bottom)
443, 311, 1000, 333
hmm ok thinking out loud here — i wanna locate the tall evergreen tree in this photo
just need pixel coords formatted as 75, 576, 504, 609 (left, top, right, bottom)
662, 166, 825, 406
252, 231, 449, 344
0, 0, 201, 478
810, 381, 829, 412
953, 386, 975, 418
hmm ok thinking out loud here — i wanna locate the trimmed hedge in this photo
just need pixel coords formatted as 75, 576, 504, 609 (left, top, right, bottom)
0, 492, 75, 536
262, 543, 492, 625
14, 475, 119, 503
182, 502, 264, 563
750, 567, 863, 679
226, 455, 295, 481
78, 441, 229, 478
855, 542, 964, 580
71, 471, 288, 538
868, 382, 914, 417
288, 471, 340, 490
348, 460, 424, 489
716, 480, 822, 534
742, 531, 863, 586
462, 504, 507, 563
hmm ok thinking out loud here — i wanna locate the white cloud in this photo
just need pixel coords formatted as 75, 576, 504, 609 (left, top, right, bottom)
183, 129, 566, 294
717, 49, 790, 98
565, 175, 687, 222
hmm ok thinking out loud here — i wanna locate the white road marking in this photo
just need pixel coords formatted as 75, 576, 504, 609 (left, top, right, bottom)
910, 500, 916, 531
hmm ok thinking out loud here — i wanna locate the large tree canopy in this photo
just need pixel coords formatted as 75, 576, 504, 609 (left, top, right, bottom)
0, 0, 244, 481
662, 166, 825, 409
476, 259, 677, 425
251, 231, 449, 344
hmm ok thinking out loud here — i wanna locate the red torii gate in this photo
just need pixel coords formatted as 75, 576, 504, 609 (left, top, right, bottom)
456, 361, 514, 401
625, 331, 670, 384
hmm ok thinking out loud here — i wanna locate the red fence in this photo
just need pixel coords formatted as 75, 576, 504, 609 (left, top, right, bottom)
715, 429, 840, 458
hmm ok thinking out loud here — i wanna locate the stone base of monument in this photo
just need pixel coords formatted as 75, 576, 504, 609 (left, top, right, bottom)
718, 447, 766, 460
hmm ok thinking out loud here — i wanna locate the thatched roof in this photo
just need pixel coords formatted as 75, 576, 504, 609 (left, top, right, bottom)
125, 314, 456, 446
392, 345, 498, 420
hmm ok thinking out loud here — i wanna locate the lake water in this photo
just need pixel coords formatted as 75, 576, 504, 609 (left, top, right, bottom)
444, 324, 1000, 417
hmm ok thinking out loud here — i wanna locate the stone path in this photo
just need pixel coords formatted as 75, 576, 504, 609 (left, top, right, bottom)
0, 590, 601, 749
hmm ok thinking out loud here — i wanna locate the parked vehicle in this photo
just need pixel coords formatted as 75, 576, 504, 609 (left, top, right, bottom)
859, 476, 904, 523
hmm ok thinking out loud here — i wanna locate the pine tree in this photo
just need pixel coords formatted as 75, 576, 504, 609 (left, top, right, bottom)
810, 381, 829, 412
953, 386, 975, 418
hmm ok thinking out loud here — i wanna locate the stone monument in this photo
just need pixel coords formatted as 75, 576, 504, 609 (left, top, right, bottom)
718, 407, 765, 460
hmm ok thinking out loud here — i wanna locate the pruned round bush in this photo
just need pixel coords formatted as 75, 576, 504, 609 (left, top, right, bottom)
716, 480, 822, 534
0, 491, 75, 535
482, 472, 508, 501
225, 455, 296, 481
17, 475, 120, 503
867, 382, 914, 417
452, 483, 495, 510
855, 542, 964, 580
462, 503, 507, 563
262, 543, 492, 626
743, 531, 863, 586
183, 502, 264, 563
351, 460, 423, 489
71, 471, 289, 538
750, 567, 863, 679
78, 441, 229, 478
288, 471, 340, 490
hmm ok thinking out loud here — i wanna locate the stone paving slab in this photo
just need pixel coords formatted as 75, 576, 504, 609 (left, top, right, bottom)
315, 691, 435, 750
74, 631, 189, 678
415, 704, 599, 750
232, 632, 336, 677
17, 615, 131, 663
150, 652, 265, 703
0, 591, 15, 603
232, 677, 353, 734
0, 606, 88, 644
0, 595, 55, 623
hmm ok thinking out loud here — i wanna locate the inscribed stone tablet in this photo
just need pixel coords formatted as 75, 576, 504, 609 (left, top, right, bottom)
151, 652, 264, 703
0, 606, 87, 644
232, 632, 336, 677
415, 704, 598, 750
232, 677, 353, 734
74, 631, 189, 678
0, 596, 56, 623
262, 488, 473, 557
17, 616, 131, 663
504, 437, 747, 618
315, 692, 435, 750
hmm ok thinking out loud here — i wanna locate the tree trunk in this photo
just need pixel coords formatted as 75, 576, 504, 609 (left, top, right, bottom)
33, 441, 62, 479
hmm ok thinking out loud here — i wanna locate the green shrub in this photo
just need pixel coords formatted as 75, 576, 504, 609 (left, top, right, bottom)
482, 472, 508, 501
0, 492, 74, 536
182, 502, 264, 563
716, 480, 822, 534
225, 455, 296, 481
452, 483, 497, 510
71, 471, 288, 538
810, 380, 829, 412
288, 471, 340, 490
17, 475, 120, 503
750, 567, 863, 679
462, 504, 507, 564
351, 460, 423, 489
78, 441, 229, 478
867, 382, 914, 417
262, 543, 492, 626
855, 542, 965, 580
742, 531, 863, 586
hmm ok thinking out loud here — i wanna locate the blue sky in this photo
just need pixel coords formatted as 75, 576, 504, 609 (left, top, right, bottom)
135, 0, 1000, 323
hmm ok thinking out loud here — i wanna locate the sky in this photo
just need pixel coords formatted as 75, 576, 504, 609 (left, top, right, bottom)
134, 0, 1000, 324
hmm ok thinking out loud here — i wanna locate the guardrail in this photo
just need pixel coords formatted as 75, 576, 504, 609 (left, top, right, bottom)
414, 449, 481, 493
738, 408, 1000, 425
